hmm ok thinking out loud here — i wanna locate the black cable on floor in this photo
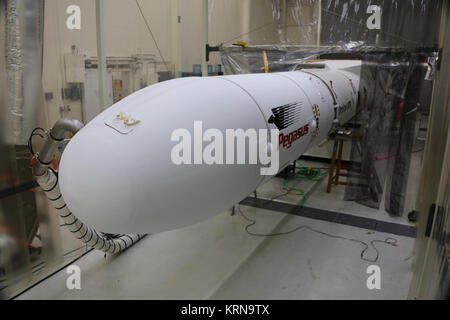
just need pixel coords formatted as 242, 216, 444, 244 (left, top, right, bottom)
238, 204, 398, 263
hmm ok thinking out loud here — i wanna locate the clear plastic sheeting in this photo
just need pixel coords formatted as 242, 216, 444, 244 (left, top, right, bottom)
318, 0, 442, 47
383, 61, 430, 215
220, 50, 438, 216
343, 51, 433, 213
266, 0, 320, 45
5, 0, 44, 146
219, 0, 443, 74
344, 53, 412, 209
222, 46, 437, 215
221, 44, 360, 74
0, 0, 66, 300
210, 0, 442, 47
218, 0, 441, 216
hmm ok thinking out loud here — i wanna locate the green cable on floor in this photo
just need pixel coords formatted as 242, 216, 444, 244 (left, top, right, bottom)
281, 161, 327, 208
294, 161, 327, 181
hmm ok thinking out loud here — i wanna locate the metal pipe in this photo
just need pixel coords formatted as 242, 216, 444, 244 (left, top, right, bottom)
170, 0, 180, 78
317, 0, 321, 48
282, 0, 287, 43
95, 0, 108, 111
33, 118, 84, 176
48, 117, 84, 140
201, 0, 208, 77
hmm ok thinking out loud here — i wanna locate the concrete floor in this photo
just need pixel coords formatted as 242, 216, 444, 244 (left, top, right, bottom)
211, 208, 414, 299
16, 159, 417, 299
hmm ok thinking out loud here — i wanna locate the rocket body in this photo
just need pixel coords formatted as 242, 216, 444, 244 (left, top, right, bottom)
59, 60, 361, 234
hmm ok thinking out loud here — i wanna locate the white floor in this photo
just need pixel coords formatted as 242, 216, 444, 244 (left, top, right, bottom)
16, 161, 417, 300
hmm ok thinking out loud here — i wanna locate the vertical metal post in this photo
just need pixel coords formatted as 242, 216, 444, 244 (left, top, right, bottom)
317, 0, 321, 48
201, 0, 208, 77
95, 0, 107, 111
171, 0, 180, 78
282, 0, 287, 42
242, 0, 251, 43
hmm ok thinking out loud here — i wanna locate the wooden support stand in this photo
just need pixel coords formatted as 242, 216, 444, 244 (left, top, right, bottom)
327, 134, 351, 193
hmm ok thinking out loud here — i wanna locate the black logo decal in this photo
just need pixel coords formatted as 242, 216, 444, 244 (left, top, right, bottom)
268, 102, 302, 130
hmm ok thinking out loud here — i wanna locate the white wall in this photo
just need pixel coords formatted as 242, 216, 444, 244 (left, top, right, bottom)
42, 0, 318, 127
43, 0, 174, 126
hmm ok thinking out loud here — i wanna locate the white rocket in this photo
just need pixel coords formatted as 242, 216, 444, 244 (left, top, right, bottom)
58, 60, 361, 234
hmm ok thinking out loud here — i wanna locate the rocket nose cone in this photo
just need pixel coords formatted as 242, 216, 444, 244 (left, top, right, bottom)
58, 76, 268, 235
59, 122, 137, 234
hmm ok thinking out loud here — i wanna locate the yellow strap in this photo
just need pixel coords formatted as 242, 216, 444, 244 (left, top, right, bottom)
262, 50, 269, 73
235, 41, 247, 48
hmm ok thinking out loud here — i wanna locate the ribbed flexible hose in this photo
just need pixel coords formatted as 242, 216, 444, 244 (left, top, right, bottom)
36, 168, 144, 253
32, 118, 145, 254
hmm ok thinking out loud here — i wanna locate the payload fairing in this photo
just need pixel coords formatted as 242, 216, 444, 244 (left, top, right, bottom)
57, 60, 361, 234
